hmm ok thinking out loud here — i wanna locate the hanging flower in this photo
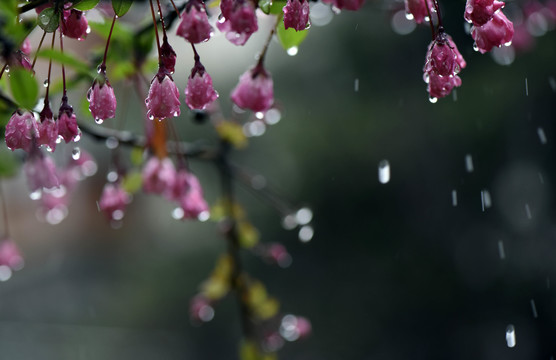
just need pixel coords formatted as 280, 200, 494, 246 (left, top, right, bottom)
61, 9, 89, 41
159, 37, 177, 75
57, 98, 79, 143
464, 0, 505, 26
24, 151, 59, 192
5, 110, 38, 152
217, 0, 258, 46
98, 182, 131, 221
471, 10, 514, 53
283, 0, 310, 31
404, 0, 435, 23
231, 64, 274, 113
185, 59, 218, 110
87, 76, 117, 122
145, 72, 181, 120
0, 239, 24, 271
175, 171, 209, 220
177, 0, 213, 44
142, 156, 177, 198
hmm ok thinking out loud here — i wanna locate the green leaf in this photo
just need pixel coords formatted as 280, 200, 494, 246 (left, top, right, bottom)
258, 0, 272, 14
73, 0, 101, 11
112, 0, 133, 17
276, 21, 309, 52
38, 7, 60, 33
0, 148, 19, 178
130, 147, 144, 167
36, 49, 93, 77
268, 0, 286, 15
9, 68, 38, 110
122, 171, 142, 193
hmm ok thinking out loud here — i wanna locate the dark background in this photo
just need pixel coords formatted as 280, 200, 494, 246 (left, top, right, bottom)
1, 1, 556, 359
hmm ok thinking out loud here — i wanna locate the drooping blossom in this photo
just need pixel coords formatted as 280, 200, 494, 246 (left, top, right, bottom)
423, 31, 466, 100
87, 77, 117, 122
185, 58, 218, 110
37, 101, 57, 152
0, 239, 24, 270
5, 111, 38, 152
61, 9, 89, 41
404, 0, 435, 24
159, 37, 177, 75
98, 182, 131, 221
283, 0, 310, 31
57, 98, 79, 143
21, 37, 31, 55
217, 0, 258, 46
175, 171, 209, 220
177, 0, 213, 44
24, 151, 59, 192
142, 156, 177, 198
145, 73, 181, 120
231, 64, 274, 113
471, 10, 514, 53
464, 0, 505, 26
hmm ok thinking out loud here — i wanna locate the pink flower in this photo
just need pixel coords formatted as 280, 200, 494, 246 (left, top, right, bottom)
87, 79, 117, 122
190, 295, 214, 323
471, 10, 514, 53
145, 73, 181, 120
177, 0, 213, 44
0, 239, 24, 270
61, 9, 89, 41
426, 71, 462, 99
21, 38, 31, 56
5, 111, 38, 152
231, 65, 274, 113
176, 172, 209, 220
404, 0, 435, 24
159, 38, 177, 75
24, 152, 59, 191
464, 0, 505, 26
142, 156, 177, 197
57, 108, 79, 143
98, 183, 130, 221
185, 60, 219, 110
38, 118, 58, 152
280, 315, 312, 341
217, 0, 258, 46
283, 0, 310, 31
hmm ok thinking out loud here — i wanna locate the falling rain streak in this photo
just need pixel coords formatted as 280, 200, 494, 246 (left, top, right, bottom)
498, 240, 506, 260
525, 77, 529, 96
525, 204, 532, 219
465, 154, 474, 173
354, 78, 359, 92
537, 127, 547, 144
451, 190, 457, 207
378, 160, 390, 184
530, 299, 538, 318
480, 190, 491, 211
506, 325, 516, 348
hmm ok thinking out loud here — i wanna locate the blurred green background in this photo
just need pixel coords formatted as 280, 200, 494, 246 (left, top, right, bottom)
1, 1, 556, 359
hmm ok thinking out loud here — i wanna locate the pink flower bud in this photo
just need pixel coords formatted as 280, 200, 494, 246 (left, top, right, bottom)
61, 9, 89, 41
87, 80, 117, 122
57, 110, 79, 143
217, 0, 258, 46
24, 152, 59, 192
424, 33, 466, 77
5, 111, 38, 152
145, 74, 181, 120
159, 38, 177, 75
464, 0, 505, 26
471, 10, 514, 53
231, 65, 274, 113
177, 172, 209, 220
38, 118, 58, 152
98, 183, 130, 221
185, 61, 218, 110
426, 71, 462, 100
177, 0, 213, 44
0, 239, 24, 270
21, 38, 32, 56
404, 0, 435, 24
283, 0, 310, 31
142, 157, 177, 198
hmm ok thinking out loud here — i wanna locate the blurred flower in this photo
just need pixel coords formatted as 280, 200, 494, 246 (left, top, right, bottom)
231, 65, 274, 113
98, 182, 130, 221
0, 239, 23, 270
5, 110, 38, 152
142, 156, 177, 198
217, 0, 258, 46
24, 151, 59, 192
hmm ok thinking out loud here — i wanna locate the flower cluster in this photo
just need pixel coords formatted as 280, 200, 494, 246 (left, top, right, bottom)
467, 0, 514, 53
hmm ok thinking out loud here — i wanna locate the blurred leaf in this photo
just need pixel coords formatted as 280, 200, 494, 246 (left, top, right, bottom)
9, 68, 38, 110
0, 0, 17, 16
238, 221, 259, 248
210, 199, 246, 221
122, 171, 142, 193
72, 0, 101, 11
110, 60, 135, 81
0, 148, 19, 178
38, 7, 59, 33
268, 0, 286, 15
215, 120, 248, 149
254, 297, 279, 320
201, 254, 233, 300
130, 147, 144, 167
240, 340, 277, 360
36, 49, 93, 77
258, 0, 272, 14
276, 21, 308, 52
112, 0, 133, 17
89, 20, 133, 43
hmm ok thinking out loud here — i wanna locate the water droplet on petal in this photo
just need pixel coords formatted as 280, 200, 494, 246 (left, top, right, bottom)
378, 160, 391, 184
95, 118, 104, 125
4, 66, 9, 73
71, 147, 81, 160
506, 325, 516, 348
473, 43, 479, 52
405, 12, 414, 20
29, 190, 42, 200
429, 96, 438, 103
255, 112, 264, 119
287, 46, 299, 56
74, 129, 81, 142
148, 115, 155, 120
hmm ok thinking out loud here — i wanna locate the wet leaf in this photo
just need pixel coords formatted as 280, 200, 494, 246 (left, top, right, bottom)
269, 0, 287, 15
38, 7, 60, 33
277, 21, 308, 52
0, 148, 19, 178
73, 0, 101, 11
112, 0, 133, 17
122, 171, 142, 193
238, 221, 260, 248
215, 120, 248, 149
9, 68, 38, 110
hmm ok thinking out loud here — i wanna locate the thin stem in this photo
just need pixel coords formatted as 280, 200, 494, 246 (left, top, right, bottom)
31, 30, 47, 70
149, 0, 162, 58
100, 15, 117, 73
156, 0, 168, 40
433, 0, 443, 28
0, 182, 10, 238
44, 32, 56, 104
17, 0, 48, 14
257, 15, 280, 67
191, 43, 200, 63
424, 0, 436, 40
168, 0, 181, 17
59, 28, 67, 97
0, 64, 6, 81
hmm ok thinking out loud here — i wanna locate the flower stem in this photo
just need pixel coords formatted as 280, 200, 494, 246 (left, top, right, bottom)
149, 0, 162, 60
168, 0, 181, 17
424, 0, 436, 39
31, 30, 47, 70
100, 15, 117, 74
44, 32, 56, 105
155, 0, 168, 41
59, 27, 67, 98
257, 15, 280, 67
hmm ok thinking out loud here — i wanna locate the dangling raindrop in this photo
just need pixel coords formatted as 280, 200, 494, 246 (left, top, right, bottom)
97, 65, 103, 74
71, 147, 81, 160
255, 112, 264, 119
43, 79, 49, 87
378, 160, 390, 184
4, 65, 9, 73
73, 129, 82, 142
428, 96, 438, 104
287, 46, 298, 56
29, 190, 42, 200
473, 43, 479, 52
95, 118, 104, 124
505, 325, 516, 348
465, 154, 474, 173
105, 136, 119, 149
295, 207, 313, 225
298, 225, 314, 242
0, 265, 12, 282
265, 108, 281, 125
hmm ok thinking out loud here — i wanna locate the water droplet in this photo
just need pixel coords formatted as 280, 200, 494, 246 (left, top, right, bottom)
29, 190, 42, 200
305, 21, 311, 30
106, 171, 118, 183
280, 314, 300, 342
506, 325, 516, 348
265, 109, 281, 125
148, 115, 155, 120
298, 225, 314, 242
198, 211, 210, 222
45, 206, 68, 224
86, 26, 91, 34
86, 88, 92, 101
4, 66, 9, 73
473, 43, 479, 52
530, 299, 538, 318
56, 135, 63, 144
295, 207, 313, 225
97, 65, 103, 74
498, 240, 506, 259
451, 190, 457, 207
282, 214, 297, 230
43, 79, 49, 87
73, 130, 81, 142
428, 96, 438, 103
46, 146, 53, 152
287, 46, 298, 56
198, 304, 215, 322
112, 210, 124, 221
405, 12, 414, 20
525, 203, 532, 219
95, 118, 104, 125
172, 207, 184, 220
105, 136, 119, 149
354, 78, 359, 92
331, 5, 341, 14
0, 265, 12, 282
71, 147, 81, 160
465, 154, 474, 173
378, 160, 390, 184
537, 127, 547, 144
424, 16, 430, 22
392, 10, 416, 35
255, 111, 264, 119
